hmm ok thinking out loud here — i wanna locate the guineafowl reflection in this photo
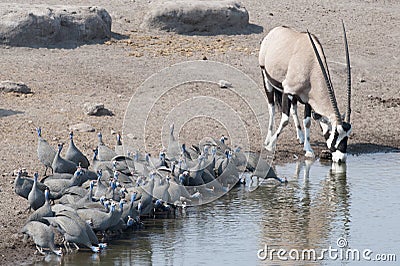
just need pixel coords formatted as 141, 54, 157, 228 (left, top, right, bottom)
259, 159, 351, 256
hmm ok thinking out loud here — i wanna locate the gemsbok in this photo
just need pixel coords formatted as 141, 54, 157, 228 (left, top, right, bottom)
259, 22, 352, 163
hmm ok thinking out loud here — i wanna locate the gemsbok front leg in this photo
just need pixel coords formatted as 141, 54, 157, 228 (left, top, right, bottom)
303, 103, 314, 157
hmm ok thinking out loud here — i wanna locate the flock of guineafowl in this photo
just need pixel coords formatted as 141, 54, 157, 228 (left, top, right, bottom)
15, 125, 281, 256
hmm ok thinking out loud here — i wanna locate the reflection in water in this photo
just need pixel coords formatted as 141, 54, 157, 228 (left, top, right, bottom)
30, 153, 399, 266
258, 159, 351, 263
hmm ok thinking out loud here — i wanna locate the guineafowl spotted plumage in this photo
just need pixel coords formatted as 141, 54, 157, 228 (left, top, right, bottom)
52, 143, 78, 174
28, 173, 45, 211
36, 128, 56, 176
97, 132, 117, 161
65, 131, 90, 169
14, 169, 47, 199
21, 221, 62, 256
45, 215, 100, 253
26, 188, 54, 224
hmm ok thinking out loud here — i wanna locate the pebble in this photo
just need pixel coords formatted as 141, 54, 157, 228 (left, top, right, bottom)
83, 102, 113, 116
0, 80, 32, 94
69, 123, 95, 133
218, 80, 232, 88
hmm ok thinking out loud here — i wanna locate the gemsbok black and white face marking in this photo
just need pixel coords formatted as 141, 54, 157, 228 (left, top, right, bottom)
259, 22, 352, 163
326, 122, 352, 163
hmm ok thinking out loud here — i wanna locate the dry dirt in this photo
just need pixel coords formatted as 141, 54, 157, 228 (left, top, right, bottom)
0, 0, 399, 264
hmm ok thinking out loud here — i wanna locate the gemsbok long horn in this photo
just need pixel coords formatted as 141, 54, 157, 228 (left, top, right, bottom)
307, 30, 343, 126
342, 21, 352, 123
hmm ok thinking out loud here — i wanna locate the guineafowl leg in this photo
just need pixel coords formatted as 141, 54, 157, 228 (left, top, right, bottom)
73, 242, 80, 250
63, 240, 70, 253
36, 245, 46, 255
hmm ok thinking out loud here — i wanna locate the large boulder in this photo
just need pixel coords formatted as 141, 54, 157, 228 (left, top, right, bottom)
141, 0, 249, 34
0, 4, 112, 47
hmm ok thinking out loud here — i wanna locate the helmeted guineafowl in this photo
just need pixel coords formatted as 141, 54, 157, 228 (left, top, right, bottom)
43, 168, 83, 200
28, 173, 45, 211
52, 143, 78, 174
36, 127, 56, 176
14, 169, 47, 199
26, 188, 54, 224
97, 132, 117, 161
21, 221, 62, 256
65, 131, 90, 169
45, 215, 100, 253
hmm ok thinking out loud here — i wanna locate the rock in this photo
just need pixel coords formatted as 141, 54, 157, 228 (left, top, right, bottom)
141, 1, 249, 34
218, 80, 232, 88
83, 102, 113, 116
0, 4, 112, 47
69, 123, 95, 132
0, 81, 31, 94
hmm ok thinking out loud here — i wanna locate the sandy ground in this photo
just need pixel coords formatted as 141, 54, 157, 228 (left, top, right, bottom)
0, 0, 399, 264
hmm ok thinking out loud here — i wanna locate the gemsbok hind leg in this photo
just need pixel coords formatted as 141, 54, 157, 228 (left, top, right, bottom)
265, 93, 290, 151
261, 68, 275, 148
290, 97, 305, 144
303, 103, 314, 157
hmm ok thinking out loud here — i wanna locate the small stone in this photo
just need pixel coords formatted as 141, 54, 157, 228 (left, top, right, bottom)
69, 123, 95, 133
218, 80, 232, 88
126, 133, 135, 139
360, 78, 366, 83
0, 80, 31, 94
84, 102, 113, 116
111, 129, 117, 135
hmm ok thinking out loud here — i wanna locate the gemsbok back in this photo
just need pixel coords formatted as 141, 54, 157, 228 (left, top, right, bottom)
259, 22, 352, 163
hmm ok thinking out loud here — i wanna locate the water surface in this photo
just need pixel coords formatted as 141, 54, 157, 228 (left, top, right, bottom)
33, 153, 400, 265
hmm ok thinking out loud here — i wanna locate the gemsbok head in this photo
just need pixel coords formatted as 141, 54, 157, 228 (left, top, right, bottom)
259, 22, 352, 163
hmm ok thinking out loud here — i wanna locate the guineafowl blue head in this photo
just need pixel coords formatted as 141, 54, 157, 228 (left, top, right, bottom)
69, 131, 74, 139
113, 171, 119, 180
181, 143, 187, 152
179, 173, 187, 185
211, 146, 217, 156
220, 135, 227, 144
36, 127, 42, 137
89, 180, 95, 190
57, 143, 63, 152
149, 172, 156, 180
127, 216, 134, 227
116, 133, 122, 145
99, 196, 105, 204
93, 148, 98, 160
97, 132, 103, 144
131, 192, 137, 203
33, 172, 39, 181
44, 188, 50, 201
119, 199, 125, 210
73, 168, 82, 178
110, 202, 116, 212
